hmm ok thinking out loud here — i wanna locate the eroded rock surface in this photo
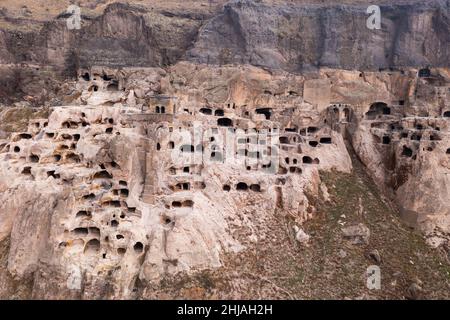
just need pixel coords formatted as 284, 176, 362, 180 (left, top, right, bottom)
0, 0, 449, 300
0, 62, 448, 299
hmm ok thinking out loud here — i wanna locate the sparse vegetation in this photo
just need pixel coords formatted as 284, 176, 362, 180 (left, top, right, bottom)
138, 150, 450, 299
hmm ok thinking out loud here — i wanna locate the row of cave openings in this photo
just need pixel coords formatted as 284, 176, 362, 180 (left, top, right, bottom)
365, 102, 392, 120
376, 130, 442, 147
200, 106, 274, 121
366, 102, 450, 121
170, 181, 206, 192
155, 133, 331, 155
65, 225, 144, 257
223, 182, 262, 192
167, 199, 194, 209
69, 176, 146, 256
400, 145, 450, 159
81, 72, 120, 92
61, 114, 118, 135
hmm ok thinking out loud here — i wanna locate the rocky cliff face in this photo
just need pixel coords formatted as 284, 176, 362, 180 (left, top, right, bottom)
0, 63, 449, 299
0, 0, 448, 71
0, 0, 449, 300
188, 0, 450, 71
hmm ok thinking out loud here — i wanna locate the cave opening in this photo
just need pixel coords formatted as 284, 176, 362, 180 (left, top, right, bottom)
320, 137, 332, 144
47, 170, 60, 179
278, 166, 288, 174
307, 127, 319, 134
366, 102, 390, 120
255, 108, 272, 120
182, 200, 194, 207
93, 170, 112, 179
279, 136, 289, 144
133, 242, 144, 253
29, 154, 39, 163
180, 144, 194, 153
402, 146, 413, 157
214, 109, 224, 116
66, 153, 81, 163
172, 201, 182, 208
19, 133, 32, 139
107, 82, 119, 91
73, 227, 88, 235
211, 151, 223, 161
200, 108, 212, 115
217, 117, 233, 127
84, 239, 100, 254
418, 68, 431, 77
303, 156, 313, 164
236, 182, 248, 191
76, 210, 91, 218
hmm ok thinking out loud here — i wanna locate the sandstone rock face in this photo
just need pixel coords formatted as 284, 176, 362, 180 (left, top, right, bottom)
0, 63, 355, 298
346, 69, 450, 237
0, 61, 448, 298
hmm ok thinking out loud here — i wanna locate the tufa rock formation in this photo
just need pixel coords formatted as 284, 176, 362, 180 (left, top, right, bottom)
0, 0, 449, 299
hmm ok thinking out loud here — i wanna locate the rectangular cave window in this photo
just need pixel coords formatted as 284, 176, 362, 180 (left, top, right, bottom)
279, 136, 289, 144
307, 127, 318, 134
214, 109, 224, 116
319, 137, 332, 144
217, 118, 233, 127
180, 145, 194, 153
